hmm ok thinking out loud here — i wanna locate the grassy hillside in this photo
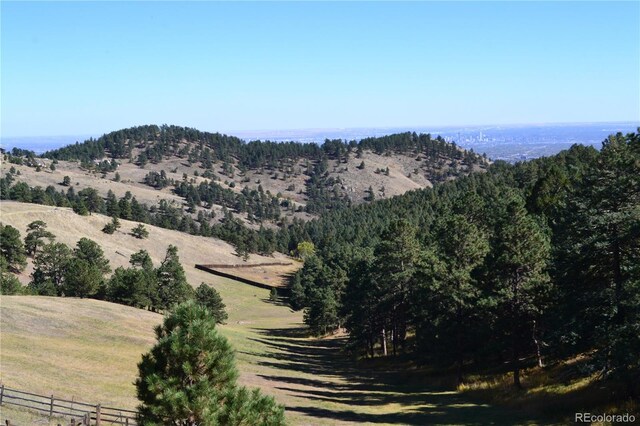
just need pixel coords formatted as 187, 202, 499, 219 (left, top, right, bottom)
0, 296, 160, 407
1, 295, 539, 426
4, 126, 487, 228
0, 201, 298, 288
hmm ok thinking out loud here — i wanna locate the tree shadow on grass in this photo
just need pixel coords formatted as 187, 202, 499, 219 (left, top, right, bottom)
259, 297, 293, 309
250, 326, 540, 425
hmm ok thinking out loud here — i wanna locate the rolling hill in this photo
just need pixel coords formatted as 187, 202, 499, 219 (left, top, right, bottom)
0, 201, 298, 289
4, 125, 488, 227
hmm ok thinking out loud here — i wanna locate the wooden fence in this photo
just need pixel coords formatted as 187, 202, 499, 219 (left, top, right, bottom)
200, 262, 293, 269
195, 264, 292, 296
0, 385, 137, 425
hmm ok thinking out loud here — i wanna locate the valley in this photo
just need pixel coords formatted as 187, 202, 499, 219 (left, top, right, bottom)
1, 126, 638, 425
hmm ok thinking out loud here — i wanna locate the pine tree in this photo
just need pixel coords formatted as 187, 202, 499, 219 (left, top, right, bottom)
155, 245, 193, 311
131, 224, 149, 239
344, 253, 382, 357
304, 286, 339, 336
102, 216, 121, 234
490, 191, 551, 388
373, 220, 422, 355
24, 220, 55, 256
0, 223, 27, 272
107, 267, 152, 308
555, 132, 640, 380
0, 256, 23, 295
63, 258, 103, 298
31, 242, 73, 295
74, 238, 111, 275
106, 190, 120, 217
416, 213, 489, 383
195, 283, 228, 324
136, 301, 284, 425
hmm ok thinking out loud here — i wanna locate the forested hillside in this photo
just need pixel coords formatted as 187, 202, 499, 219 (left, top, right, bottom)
2, 125, 486, 256
289, 130, 639, 394
1, 128, 638, 420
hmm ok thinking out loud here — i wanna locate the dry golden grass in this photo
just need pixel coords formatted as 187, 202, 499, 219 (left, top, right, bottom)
3, 146, 483, 226
0, 294, 532, 426
0, 296, 160, 407
0, 201, 299, 288
1, 292, 531, 426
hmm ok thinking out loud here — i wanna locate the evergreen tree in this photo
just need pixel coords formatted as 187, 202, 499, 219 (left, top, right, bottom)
132, 224, 149, 239
131, 249, 154, 271
24, 220, 55, 256
489, 192, 551, 388
289, 274, 306, 311
555, 132, 640, 381
373, 220, 422, 355
74, 237, 111, 275
102, 216, 121, 234
343, 253, 382, 357
136, 301, 284, 425
63, 258, 103, 298
155, 245, 193, 311
31, 242, 73, 295
415, 214, 489, 383
0, 256, 23, 295
107, 267, 152, 308
194, 283, 228, 324
106, 190, 121, 217
78, 187, 104, 214
0, 223, 27, 272
304, 286, 339, 336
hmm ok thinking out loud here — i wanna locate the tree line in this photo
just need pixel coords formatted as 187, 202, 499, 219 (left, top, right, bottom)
288, 130, 639, 391
0, 221, 228, 323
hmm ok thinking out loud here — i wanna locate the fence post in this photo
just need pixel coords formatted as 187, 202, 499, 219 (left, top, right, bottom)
0, 384, 4, 405
49, 394, 54, 419
95, 404, 101, 426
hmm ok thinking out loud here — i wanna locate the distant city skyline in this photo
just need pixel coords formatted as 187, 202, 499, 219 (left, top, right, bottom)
2, 2, 639, 137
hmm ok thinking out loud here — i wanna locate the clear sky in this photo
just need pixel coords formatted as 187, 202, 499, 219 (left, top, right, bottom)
1, 1, 639, 137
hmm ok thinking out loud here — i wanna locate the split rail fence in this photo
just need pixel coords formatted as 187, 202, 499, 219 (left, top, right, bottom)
0, 385, 137, 425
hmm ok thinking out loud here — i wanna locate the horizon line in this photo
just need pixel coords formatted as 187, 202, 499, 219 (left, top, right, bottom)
2, 120, 639, 140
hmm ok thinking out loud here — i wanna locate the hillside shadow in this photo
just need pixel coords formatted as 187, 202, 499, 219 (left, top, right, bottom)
251, 327, 539, 425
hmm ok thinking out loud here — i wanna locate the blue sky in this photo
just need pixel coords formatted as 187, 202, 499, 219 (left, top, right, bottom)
1, 1, 639, 137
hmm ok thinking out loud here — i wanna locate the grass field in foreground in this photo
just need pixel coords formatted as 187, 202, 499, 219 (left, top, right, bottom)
0, 294, 544, 425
